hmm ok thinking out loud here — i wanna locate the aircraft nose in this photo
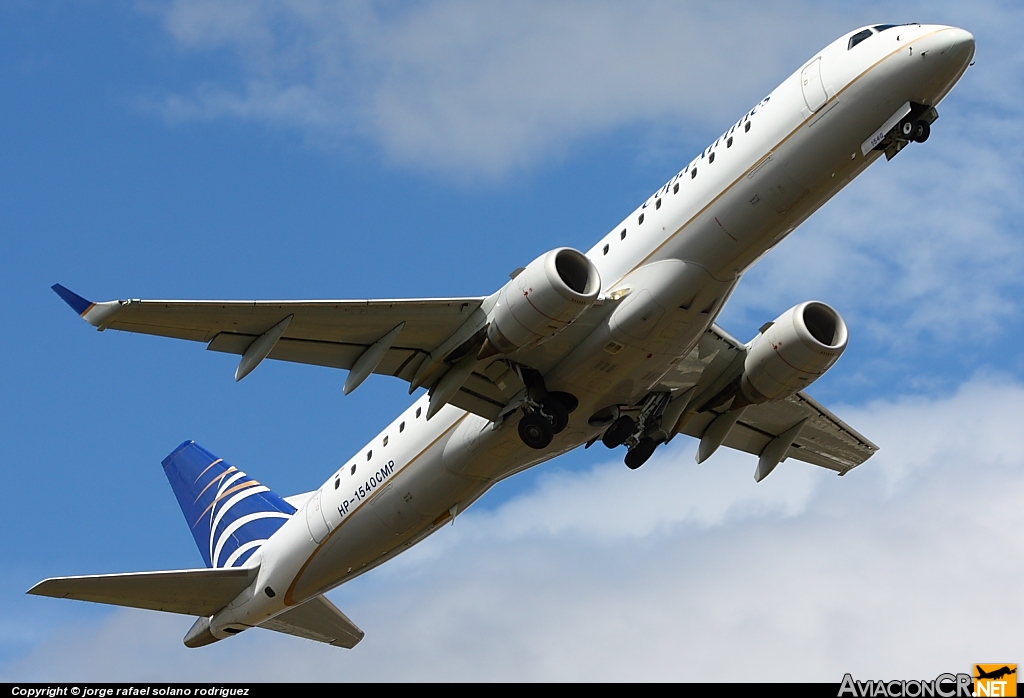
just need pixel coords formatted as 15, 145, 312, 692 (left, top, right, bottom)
941, 26, 976, 70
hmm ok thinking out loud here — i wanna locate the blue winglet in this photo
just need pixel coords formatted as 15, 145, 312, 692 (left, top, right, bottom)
51, 284, 93, 316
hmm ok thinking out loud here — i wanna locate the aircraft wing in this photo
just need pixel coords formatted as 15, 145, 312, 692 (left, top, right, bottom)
658, 324, 878, 474
51, 284, 517, 418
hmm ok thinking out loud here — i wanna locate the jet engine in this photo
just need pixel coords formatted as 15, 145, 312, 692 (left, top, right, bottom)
480, 247, 601, 357
739, 301, 848, 404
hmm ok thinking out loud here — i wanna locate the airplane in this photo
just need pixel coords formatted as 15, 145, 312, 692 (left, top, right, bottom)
30, 23, 976, 649
975, 666, 1017, 681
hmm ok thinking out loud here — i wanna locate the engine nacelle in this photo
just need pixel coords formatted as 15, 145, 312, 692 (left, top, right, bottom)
740, 301, 848, 404
483, 247, 601, 356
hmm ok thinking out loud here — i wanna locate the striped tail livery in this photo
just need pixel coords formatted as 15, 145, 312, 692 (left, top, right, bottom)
162, 441, 296, 569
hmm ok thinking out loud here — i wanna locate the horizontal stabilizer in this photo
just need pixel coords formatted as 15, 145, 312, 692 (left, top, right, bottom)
27, 566, 258, 617
259, 595, 364, 649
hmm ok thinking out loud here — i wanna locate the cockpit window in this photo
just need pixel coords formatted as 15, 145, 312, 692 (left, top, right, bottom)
873, 24, 914, 33
848, 29, 874, 50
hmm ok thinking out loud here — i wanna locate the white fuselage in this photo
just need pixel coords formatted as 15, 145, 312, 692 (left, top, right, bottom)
208, 24, 975, 636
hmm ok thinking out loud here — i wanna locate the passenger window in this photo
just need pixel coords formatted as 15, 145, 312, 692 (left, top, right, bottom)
416, 407, 421, 418
603, 244, 609, 255
708, 152, 715, 164
366, 450, 372, 461
638, 213, 645, 225
620, 229, 627, 240
672, 183, 679, 194
744, 122, 750, 133
334, 478, 340, 490
350, 464, 356, 475
691, 168, 697, 179
655, 198, 662, 210
727, 136, 733, 148
383, 436, 388, 447
399, 421, 405, 432
848, 29, 873, 49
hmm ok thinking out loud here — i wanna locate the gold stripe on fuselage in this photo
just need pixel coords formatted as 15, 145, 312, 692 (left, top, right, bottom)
283, 412, 469, 605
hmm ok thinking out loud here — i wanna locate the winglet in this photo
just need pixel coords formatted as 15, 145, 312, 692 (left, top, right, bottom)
51, 284, 122, 328
52, 284, 93, 316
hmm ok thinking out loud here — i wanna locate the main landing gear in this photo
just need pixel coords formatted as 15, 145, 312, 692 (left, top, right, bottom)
518, 396, 572, 449
624, 437, 658, 470
513, 364, 579, 450
592, 392, 671, 470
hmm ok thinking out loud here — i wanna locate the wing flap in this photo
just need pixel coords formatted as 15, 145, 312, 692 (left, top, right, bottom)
677, 391, 877, 473
27, 566, 258, 616
259, 595, 364, 649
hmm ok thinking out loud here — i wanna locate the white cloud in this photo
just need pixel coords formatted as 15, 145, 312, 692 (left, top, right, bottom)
146, 0, 855, 175
6, 378, 1024, 680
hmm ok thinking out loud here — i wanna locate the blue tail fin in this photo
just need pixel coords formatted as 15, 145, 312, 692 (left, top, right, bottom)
162, 441, 296, 569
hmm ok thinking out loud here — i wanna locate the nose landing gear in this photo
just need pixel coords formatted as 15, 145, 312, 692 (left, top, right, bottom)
876, 103, 937, 160
899, 118, 930, 143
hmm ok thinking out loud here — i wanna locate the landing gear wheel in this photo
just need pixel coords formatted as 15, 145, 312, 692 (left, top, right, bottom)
913, 120, 930, 143
900, 119, 916, 139
602, 415, 636, 449
541, 398, 570, 434
519, 412, 554, 450
624, 437, 658, 470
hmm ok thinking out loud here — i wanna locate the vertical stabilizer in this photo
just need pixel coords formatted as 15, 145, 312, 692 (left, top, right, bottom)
162, 441, 296, 569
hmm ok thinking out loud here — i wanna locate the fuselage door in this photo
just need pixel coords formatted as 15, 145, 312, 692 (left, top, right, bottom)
305, 490, 330, 544
800, 58, 828, 113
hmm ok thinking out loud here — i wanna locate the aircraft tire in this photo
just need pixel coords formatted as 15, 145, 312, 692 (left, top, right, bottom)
913, 120, 930, 143
519, 412, 554, 449
602, 415, 635, 449
624, 437, 657, 470
541, 398, 570, 434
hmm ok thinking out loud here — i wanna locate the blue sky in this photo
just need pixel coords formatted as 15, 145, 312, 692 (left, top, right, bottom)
2, 0, 1023, 680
